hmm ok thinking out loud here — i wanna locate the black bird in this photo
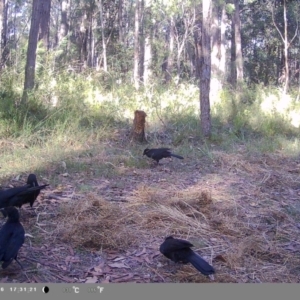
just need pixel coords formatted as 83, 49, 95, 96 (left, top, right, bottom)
0, 207, 25, 269
159, 236, 215, 276
143, 148, 184, 164
0, 174, 49, 215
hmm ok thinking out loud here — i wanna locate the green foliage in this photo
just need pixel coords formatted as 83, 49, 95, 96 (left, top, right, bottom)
0, 67, 300, 169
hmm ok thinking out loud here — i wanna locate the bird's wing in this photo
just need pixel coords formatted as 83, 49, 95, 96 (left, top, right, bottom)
18, 185, 48, 196
0, 225, 13, 260
171, 238, 194, 249
3, 225, 25, 261
0, 186, 29, 202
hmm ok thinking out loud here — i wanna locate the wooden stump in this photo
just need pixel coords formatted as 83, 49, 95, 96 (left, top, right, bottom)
131, 110, 147, 143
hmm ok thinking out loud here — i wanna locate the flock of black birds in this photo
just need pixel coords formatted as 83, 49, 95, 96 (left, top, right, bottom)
0, 174, 48, 269
0, 148, 215, 280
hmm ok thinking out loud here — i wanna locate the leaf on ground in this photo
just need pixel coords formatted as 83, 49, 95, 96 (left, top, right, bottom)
88, 264, 104, 276
101, 276, 111, 283
94, 264, 104, 272
32, 275, 42, 283
134, 257, 144, 263
89, 270, 103, 276
112, 256, 126, 262
107, 254, 119, 260
0, 277, 8, 283
65, 256, 81, 263
68, 246, 74, 256
55, 275, 74, 282
127, 250, 137, 256
108, 262, 130, 269
135, 247, 147, 257
151, 252, 161, 259
57, 264, 68, 271
52, 187, 64, 193
284, 243, 300, 252
85, 276, 98, 283
215, 255, 227, 262
113, 273, 134, 283
144, 256, 151, 264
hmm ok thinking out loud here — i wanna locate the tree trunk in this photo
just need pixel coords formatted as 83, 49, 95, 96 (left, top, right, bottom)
79, 14, 88, 70
59, 0, 69, 42
165, 16, 175, 83
22, 0, 43, 104
0, 0, 8, 69
210, 2, 222, 100
234, 0, 243, 83
38, 0, 51, 50
99, 0, 107, 71
139, 0, 145, 82
118, 0, 124, 43
219, 4, 227, 76
194, 20, 201, 79
200, 0, 212, 137
143, 30, 152, 85
283, 0, 289, 94
229, 11, 236, 86
133, 0, 140, 89
131, 110, 147, 143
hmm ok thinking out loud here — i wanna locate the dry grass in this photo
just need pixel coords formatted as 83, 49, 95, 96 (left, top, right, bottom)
45, 146, 300, 283
1, 138, 300, 283
56, 193, 140, 249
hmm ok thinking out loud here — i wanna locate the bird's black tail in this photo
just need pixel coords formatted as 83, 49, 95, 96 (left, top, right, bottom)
187, 251, 215, 275
170, 154, 184, 159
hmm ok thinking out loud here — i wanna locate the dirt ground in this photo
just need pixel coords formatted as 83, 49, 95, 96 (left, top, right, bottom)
1, 144, 300, 283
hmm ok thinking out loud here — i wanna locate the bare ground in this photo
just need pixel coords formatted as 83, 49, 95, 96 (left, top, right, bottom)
1, 143, 300, 283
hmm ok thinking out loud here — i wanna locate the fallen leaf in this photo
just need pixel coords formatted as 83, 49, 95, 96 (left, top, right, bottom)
69, 246, 74, 256
113, 256, 126, 262
94, 264, 104, 272
89, 271, 103, 276
113, 274, 134, 283
144, 256, 151, 264
65, 256, 81, 263
32, 275, 42, 283
101, 276, 111, 283
85, 277, 98, 283
214, 255, 227, 262
135, 247, 147, 257
51, 189, 64, 194
24, 233, 34, 238
108, 262, 130, 269
151, 252, 160, 259
57, 264, 67, 271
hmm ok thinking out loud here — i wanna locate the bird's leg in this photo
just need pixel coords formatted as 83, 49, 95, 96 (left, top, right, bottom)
22, 270, 30, 281
15, 258, 24, 270
31, 207, 37, 216
18, 207, 22, 218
